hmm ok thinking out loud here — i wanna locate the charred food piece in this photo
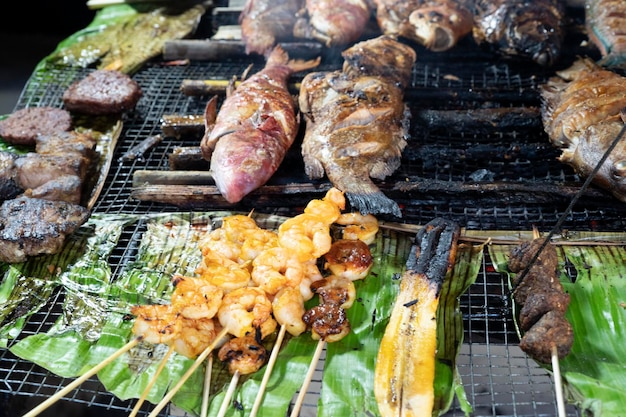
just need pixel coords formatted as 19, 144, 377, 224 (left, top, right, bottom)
0, 196, 90, 263
62, 69, 142, 115
519, 310, 574, 364
0, 151, 23, 202
0, 107, 72, 146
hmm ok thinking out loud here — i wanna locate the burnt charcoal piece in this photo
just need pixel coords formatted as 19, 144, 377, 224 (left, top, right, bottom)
519, 310, 574, 363
519, 290, 570, 331
0, 196, 90, 263
63, 70, 142, 115
0, 107, 72, 146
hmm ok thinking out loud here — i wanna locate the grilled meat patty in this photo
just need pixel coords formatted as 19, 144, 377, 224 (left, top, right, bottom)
0, 107, 72, 146
0, 196, 90, 264
62, 69, 142, 115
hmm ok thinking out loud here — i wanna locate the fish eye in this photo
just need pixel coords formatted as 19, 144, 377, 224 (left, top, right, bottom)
612, 160, 626, 179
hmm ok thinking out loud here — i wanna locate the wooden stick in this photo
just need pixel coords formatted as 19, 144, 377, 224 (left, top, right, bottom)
129, 345, 175, 417
250, 324, 287, 417
200, 355, 214, 417
216, 370, 241, 417
147, 328, 229, 417
22, 337, 141, 417
289, 340, 325, 417
552, 345, 567, 417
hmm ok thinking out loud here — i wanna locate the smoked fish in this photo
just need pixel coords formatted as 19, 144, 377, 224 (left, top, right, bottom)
585, 0, 626, 68
239, 0, 303, 56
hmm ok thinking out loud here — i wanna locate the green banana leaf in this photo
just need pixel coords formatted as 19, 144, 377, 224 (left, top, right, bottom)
488, 234, 626, 417
9, 213, 482, 416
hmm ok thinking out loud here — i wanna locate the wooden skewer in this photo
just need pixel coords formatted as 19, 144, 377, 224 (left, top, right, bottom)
129, 345, 175, 417
147, 328, 229, 417
217, 370, 241, 417
250, 324, 287, 417
552, 345, 567, 417
289, 339, 325, 417
200, 355, 214, 417
22, 337, 142, 417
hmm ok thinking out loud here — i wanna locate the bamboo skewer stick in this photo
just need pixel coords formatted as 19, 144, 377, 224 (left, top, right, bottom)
289, 340, 325, 417
129, 345, 175, 417
22, 337, 142, 417
250, 324, 288, 417
552, 345, 567, 417
147, 328, 229, 417
217, 370, 241, 417
200, 355, 214, 417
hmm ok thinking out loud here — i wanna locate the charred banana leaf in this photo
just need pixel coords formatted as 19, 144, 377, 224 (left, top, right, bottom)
375, 217, 460, 417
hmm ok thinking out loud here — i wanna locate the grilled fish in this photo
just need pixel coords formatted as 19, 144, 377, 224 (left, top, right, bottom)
585, 0, 626, 68
200, 46, 320, 204
372, 0, 473, 51
541, 58, 626, 202
293, 0, 373, 47
473, 0, 566, 66
239, 0, 303, 56
298, 35, 416, 217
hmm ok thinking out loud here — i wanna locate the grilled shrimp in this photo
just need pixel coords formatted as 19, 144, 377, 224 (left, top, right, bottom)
218, 334, 268, 375
239, 227, 279, 262
272, 287, 307, 336
172, 317, 224, 358
131, 304, 182, 345
170, 275, 224, 320
324, 239, 374, 281
278, 213, 333, 262
303, 187, 346, 224
300, 259, 324, 301
335, 212, 379, 244
218, 287, 277, 338
196, 250, 252, 292
251, 246, 305, 295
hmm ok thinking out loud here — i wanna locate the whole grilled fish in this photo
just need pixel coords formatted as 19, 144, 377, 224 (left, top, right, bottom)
585, 0, 626, 68
298, 35, 416, 217
293, 0, 373, 47
239, 0, 303, 56
200, 46, 320, 204
372, 0, 474, 52
541, 58, 626, 202
473, 0, 566, 66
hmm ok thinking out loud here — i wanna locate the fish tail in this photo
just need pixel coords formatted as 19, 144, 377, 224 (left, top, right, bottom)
346, 191, 402, 218
266, 45, 321, 73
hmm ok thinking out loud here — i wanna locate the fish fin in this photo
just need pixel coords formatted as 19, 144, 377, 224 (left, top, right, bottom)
200, 96, 219, 160
266, 44, 321, 73
346, 191, 402, 218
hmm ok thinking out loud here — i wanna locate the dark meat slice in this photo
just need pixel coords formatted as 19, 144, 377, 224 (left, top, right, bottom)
508, 238, 559, 279
62, 69, 142, 115
512, 265, 565, 306
0, 107, 72, 146
35, 130, 98, 160
23, 174, 83, 204
302, 303, 350, 342
0, 151, 23, 202
519, 310, 574, 363
14, 152, 91, 191
519, 290, 570, 331
0, 196, 90, 263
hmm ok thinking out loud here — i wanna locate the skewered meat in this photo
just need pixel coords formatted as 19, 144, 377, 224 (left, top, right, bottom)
0, 196, 90, 264
239, 0, 303, 56
540, 58, 626, 202
473, 0, 566, 67
200, 46, 319, 204
293, 0, 372, 47
0, 107, 72, 146
372, 0, 473, 51
298, 35, 416, 217
62, 69, 142, 115
508, 236, 573, 363
585, 0, 626, 68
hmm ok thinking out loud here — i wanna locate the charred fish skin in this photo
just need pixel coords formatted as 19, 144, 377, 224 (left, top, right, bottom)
372, 0, 474, 52
540, 58, 626, 202
299, 35, 416, 217
200, 46, 319, 204
585, 0, 626, 68
472, 0, 566, 67
239, 0, 304, 56
293, 0, 372, 48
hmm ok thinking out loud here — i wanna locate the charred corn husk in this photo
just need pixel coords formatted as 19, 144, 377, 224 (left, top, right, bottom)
374, 218, 460, 417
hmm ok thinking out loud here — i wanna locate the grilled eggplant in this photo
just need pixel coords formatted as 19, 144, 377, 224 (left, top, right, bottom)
541, 58, 626, 202
372, 0, 473, 51
239, 0, 303, 56
200, 46, 319, 204
473, 0, 566, 66
298, 35, 416, 217
585, 0, 626, 68
293, 0, 372, 47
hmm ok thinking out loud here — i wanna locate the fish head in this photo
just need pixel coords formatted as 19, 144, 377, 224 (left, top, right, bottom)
511, 19, 562, 67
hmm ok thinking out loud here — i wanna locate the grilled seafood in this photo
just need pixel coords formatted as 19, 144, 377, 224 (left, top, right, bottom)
272, 287, 307, 336
293, 0, 373, 47
170, 275, 224, 320
585, 0, 626, 68
218, 334, 268, 375
217, 287, 277, 338
239, 0, 303, 56
299, 35, 416, 217
540, 58, 626, 202
200, 46, 319, 204
473, 0, 566, 67
324, 238, 374, 281
373, 0, 473, 51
